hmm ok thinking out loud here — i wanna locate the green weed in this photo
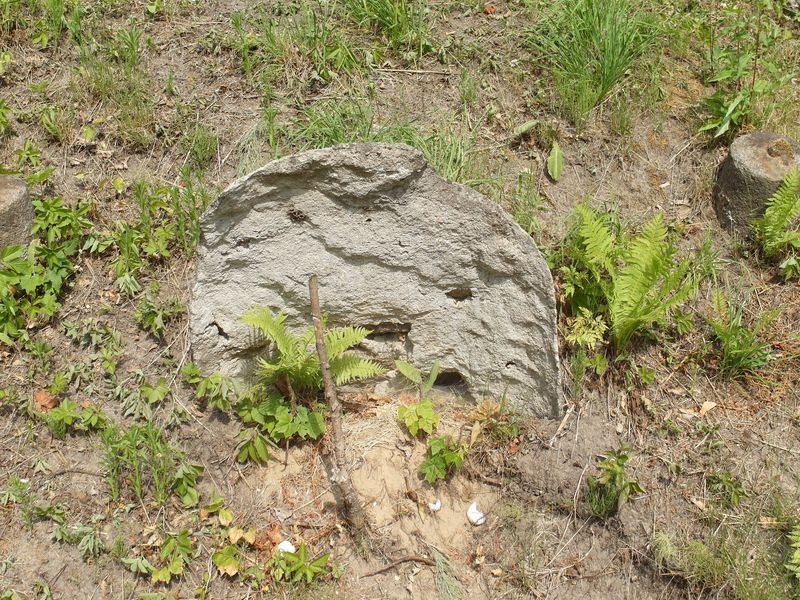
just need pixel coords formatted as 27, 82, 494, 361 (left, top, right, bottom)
0, 477, 36, 528
62, 319, 123, 373
31, 0, 67, 48
134, 282, 183, 339
419, 435, 468, 484
235, 104, 285, 174
291, 97, 405, 150
150, 529, 193, 583
529, 0, 656, 127
510, 170, 543, 236
345, 0, 432, 60
397, 400, 439, 437
38, 104, 72, 143
395, 359, 441, 436
41, 400, 106, 439
180, 124, 219, 168
584, 443, 642, 518
698, 1, 795, 138
0, 50, 12, 79
111, 21, 142, 73
267, 542, 330, 584
653, 528, 795, 596
100, 174, 210, 295
0, 99, 12, 136
410, 123, 492, 190
706, 289, 774, 378
52, 521, 104, 560
227, 6, 363, 88
458, 67, 478, 106
108, 223, 144, 295
787, 522, 800, 592
707, 470, 748, 508
181, 363, 239, 412
72, 44, 155, 148
0, 197, 92, 345
234, 392, 325, 451
100, 423, 201, 506
120, 376, 170, 421
0, 0, 23, 33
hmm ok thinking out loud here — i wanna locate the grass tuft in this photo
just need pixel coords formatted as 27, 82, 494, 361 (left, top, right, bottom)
529, 0, 656, 127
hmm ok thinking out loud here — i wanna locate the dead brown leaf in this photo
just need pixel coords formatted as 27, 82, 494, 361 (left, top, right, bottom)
34, 390, 58, 411
397, 392, 417, 405
266, 522, 282, 546
699, 401, 717, 416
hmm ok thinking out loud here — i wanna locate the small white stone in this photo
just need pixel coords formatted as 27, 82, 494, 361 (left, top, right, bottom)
467, 502, 486, 526
277, 540, 296, 553
428, 499, 441, 512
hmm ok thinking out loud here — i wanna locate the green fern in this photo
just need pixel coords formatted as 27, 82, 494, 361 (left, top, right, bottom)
241, 307, 385, 394
559, 204, 696, 353
242, 307, 319, 391
753, 168, 800, 279
787, 521, 800, 589
609, 214, 695, 350
575, 203, 615, 274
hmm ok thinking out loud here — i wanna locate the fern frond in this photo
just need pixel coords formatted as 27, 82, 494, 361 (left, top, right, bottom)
329, 354, 386, 385
709, 288, 730, 328
324, 326, 371, 358
576, 203, 615, 270
243, 307, 383, 395
608, 215, 695, 350
754, 168, 800, 258
787, 522, 800, 578
241, 307, 293, 356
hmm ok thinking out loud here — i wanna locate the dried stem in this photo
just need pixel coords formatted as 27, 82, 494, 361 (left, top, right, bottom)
308, 274, 366, 532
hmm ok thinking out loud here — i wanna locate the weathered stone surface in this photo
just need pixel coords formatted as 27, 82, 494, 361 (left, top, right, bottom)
713, 132, 800, 235
0, 175, 33, 249
190, 143, 561, 416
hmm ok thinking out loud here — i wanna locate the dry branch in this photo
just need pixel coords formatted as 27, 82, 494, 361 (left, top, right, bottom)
308, 274, 366, 532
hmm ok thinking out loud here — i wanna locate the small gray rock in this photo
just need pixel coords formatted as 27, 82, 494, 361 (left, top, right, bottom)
189, 143, 561, 417
713, 132, 800, 235
0, 175, 33, 249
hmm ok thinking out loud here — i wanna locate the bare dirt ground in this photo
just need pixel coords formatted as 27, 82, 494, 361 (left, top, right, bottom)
2, 1, 800, 599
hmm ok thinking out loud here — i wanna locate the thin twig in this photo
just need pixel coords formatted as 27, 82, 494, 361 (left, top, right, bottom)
756, 435, 800, 456
308, 275, 366, 532
47, 468, 104, 479
549, 402, 575, 447
376, 67, 450, 75
361, 555, 436, 578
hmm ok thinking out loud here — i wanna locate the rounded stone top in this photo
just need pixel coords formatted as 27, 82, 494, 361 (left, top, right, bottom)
713, 132, 800, 234
729, 131, 800, 182
0, 173, 27, 195
0, 174, 33, 249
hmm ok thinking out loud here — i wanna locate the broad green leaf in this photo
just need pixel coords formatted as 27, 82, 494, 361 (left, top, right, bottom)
395, 360, 422, 385
212, 545, 239, 577
218, 508, 234, 527
423, 361, 440, 395
513, 119, 539, 137
547, 141, 564, 182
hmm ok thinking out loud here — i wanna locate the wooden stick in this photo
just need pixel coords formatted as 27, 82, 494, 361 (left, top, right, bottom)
362, 555, 436, 578
308, 275, 366, 532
